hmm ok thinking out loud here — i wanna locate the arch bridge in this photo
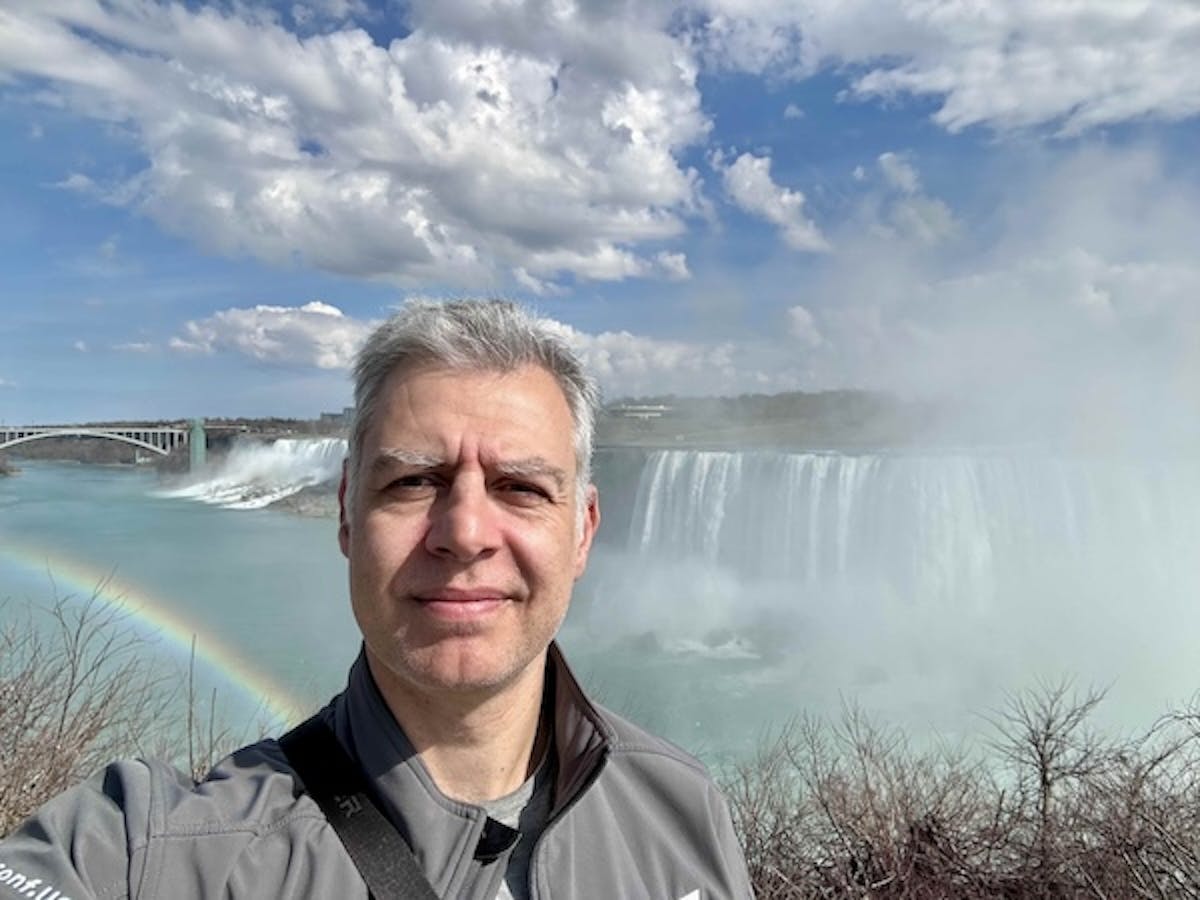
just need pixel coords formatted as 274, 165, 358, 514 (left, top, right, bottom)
0, 425, 191, 457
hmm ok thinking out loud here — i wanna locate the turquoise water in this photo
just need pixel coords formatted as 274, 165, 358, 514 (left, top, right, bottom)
5, 447, 1200, 771
0, 461, 769, 766
0, 462, 356, 727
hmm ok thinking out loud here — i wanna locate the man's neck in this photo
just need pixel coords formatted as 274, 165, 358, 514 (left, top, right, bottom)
366, 652, 550, 805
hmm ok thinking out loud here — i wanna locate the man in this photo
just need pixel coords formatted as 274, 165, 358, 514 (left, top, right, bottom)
0, 300, 753, 899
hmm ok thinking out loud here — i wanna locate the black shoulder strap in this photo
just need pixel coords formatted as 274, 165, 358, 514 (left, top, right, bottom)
279, 716, 441, 900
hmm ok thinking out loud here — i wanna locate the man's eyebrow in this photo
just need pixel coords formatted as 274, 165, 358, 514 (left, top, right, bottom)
370, 447, 445, 471
369, 449, 568, 491
495, 457, 569, 492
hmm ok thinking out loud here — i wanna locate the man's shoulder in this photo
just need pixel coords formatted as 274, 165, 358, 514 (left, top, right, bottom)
155, 737, 317, 834
60, 736, 316, 841
0, 739, 327, 900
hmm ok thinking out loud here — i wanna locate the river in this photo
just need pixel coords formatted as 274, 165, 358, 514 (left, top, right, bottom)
2, 442, 1198, 768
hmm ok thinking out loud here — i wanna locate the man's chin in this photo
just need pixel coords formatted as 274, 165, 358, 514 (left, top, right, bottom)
372, 641, 541, 697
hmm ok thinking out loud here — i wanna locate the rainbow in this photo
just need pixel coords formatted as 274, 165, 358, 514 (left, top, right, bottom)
1, 540, 307, 728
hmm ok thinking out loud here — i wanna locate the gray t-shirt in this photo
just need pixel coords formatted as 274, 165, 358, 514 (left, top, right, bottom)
481, 754, 556, 900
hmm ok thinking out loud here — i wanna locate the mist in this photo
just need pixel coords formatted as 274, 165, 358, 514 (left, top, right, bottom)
561, 145, 1200, 752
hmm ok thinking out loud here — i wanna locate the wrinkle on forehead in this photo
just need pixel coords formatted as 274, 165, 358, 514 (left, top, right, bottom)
373, 446, 444, 469
371, 445, 570, 494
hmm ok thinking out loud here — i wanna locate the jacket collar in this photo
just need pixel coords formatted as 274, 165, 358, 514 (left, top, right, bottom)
326, 642, 612, 827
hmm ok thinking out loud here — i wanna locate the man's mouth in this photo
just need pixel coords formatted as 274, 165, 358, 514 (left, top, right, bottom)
415, 588, 510, 621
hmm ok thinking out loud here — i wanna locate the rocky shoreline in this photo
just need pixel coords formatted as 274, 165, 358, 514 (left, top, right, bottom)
267, 482, 339, 518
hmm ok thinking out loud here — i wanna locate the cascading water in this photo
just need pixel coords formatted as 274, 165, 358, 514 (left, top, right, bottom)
616, 449, 1195, 608
566, 447, 1200, 755
157, 437, 346, 508
143, 439, 1200, 759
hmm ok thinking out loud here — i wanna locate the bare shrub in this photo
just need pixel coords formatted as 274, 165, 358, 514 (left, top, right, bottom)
727, 686, 1200, 898
0, 585, 250, 836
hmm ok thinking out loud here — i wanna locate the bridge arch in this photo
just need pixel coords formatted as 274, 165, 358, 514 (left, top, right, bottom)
0, 429, 173, 456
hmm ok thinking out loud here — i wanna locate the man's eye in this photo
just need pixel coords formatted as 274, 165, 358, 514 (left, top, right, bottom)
499, 481, 550, 501
386, 474, 439, 491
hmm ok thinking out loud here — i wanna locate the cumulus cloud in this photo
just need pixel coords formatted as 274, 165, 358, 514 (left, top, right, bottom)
0, 377, 15, 388
112, 341, 155, 354
878, 152, 919, 195
694, 0, 1200, 134
540, 318, 745, 398
158, 299, 780, 398
786, 305, 823, 348
72, 340, 87, 352
53, 173, 96, 193
654, 251, 691, 281
717, 151, 829, 252
1, 1, 707, 286
169, 301, 376, 369
513, 267, 564, 297
869, 152, 957, 246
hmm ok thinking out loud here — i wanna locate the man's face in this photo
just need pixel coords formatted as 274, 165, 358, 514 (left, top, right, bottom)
339, 364, 599, 697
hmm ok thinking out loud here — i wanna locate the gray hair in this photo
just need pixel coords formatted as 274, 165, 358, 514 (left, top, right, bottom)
346, 299, 600, 510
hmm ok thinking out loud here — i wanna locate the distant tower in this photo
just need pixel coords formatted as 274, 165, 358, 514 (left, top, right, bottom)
189, 418, 207, 471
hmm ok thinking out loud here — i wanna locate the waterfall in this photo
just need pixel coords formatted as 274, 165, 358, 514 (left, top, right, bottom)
156, 437, 346, 508
616, 449, 1196, 611
570, 448, 1200, 741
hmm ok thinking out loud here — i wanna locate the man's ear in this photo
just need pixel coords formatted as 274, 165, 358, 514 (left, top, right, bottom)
573, 485, 600, 579
338, 460, 351, 558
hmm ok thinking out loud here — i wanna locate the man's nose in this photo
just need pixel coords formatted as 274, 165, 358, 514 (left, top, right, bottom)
424, 477, 500, 561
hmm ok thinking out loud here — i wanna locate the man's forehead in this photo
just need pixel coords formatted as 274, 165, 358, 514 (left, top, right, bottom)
384, 361, 563, 395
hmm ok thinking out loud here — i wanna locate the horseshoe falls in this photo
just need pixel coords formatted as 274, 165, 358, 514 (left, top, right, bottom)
564, 448, 1200, 759
5, 443, 1197, 766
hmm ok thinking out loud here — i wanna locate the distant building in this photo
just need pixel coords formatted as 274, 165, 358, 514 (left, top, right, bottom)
319, 406, 355, 427
608, 404, 673, 420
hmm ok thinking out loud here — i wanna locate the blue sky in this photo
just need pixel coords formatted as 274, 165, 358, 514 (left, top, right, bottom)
1, 1, 1198, 443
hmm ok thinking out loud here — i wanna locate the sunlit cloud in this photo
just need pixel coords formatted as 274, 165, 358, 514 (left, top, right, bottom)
695, 0, 1200, 134
1, 2, 709, 287
716, 150, 829, 252
170, 301, 377, 369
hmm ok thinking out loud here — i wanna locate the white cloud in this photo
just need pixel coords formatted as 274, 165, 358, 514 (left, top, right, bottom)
862, 152, 957, 247
542, 319, 746, 398
0, 377, 14, 388
694, 0, 1200, 134
878, 151, 919, 195
719, 151, 829, 252
513, 267, 563, 297
783, 103, 804, 120
786, 305, 823, 348
72, 340, 87, 352
169, 301, 376, 369
112, 341, 154, 354
290, 0, 371, 29
654, 251, 691, 281
159, 299, 784, 398
28, 122, 43, 139
53, 173, 95, 192
1, 2, 708, 286
791, 144, 1200, 448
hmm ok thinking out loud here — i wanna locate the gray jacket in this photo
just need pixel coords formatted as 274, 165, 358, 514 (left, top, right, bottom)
0, 644, 754, 899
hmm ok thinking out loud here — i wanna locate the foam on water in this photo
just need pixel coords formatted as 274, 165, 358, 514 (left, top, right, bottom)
158, 437, 345, 508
